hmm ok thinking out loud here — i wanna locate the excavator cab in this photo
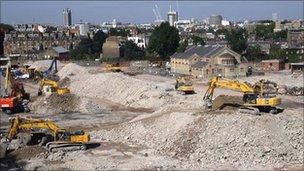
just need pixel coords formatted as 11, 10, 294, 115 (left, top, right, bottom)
203, 76, 282, 115
175, 75, 195, 94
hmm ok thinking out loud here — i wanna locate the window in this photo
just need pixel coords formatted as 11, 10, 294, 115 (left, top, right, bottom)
206, 69, 209, 74
212, 69, 215, 74
230, 68, 234, 72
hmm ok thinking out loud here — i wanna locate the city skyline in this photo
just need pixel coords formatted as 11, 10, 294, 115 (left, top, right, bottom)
1, 1, 303, 25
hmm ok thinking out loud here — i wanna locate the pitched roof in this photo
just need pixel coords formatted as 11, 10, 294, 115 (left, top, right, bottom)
52, 46, 69, 53
171, 45, 225, 59
191, 61, 209, 68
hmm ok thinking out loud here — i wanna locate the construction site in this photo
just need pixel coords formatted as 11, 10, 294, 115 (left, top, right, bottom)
0, 59, 303, 170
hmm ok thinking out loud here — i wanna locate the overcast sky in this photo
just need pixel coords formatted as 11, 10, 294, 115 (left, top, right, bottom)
1, 1, 303, 25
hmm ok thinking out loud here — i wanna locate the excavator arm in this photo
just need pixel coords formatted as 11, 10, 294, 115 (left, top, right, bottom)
6, 116, 60, 141
38, 78, 70, 95
203, 76, 255, 101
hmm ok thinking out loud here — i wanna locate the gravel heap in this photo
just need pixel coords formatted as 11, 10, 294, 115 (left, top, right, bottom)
91, 108, 303, 170
240, 72, 304, 87
28, 60, 61, 71
57, 63, 203, 110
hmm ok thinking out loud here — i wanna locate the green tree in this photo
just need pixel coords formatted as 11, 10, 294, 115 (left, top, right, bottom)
70, 31, 109, 60
109, 28, 130, 37
92, 30, 108, 53
148, 22, 180, 60
191, 35, 205, 46
273, 30, 287, 41
0, 23, 14, 32
177, 39, 188, 52
268, 44, 285, 59
245, 45, 264, 62
255, 22, 275, 40
121, 40, 145, 60
225, 28, 248, 54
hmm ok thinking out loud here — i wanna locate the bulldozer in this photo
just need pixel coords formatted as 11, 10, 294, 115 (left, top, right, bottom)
203, 76, 282, 115
38, 78, 70, 96
175, 76, 195, 94
105, 63, 122, 72
0, 116, 90, 157
0, 62, 30, 114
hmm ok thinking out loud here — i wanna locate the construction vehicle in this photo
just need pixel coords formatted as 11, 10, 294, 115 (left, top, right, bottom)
0, 115, 90, 156
175, 76, 195, 94
105, 63, 122, 72
203, 76, 282, 115
38, 78, 70, 96
0, 62, 30, 114
28, 57, 59, 80
43, 57, 58, 77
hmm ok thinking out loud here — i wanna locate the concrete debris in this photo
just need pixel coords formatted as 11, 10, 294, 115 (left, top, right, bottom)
28, 60, 61, 71
1, 63, 303, 170
29, 94, 81, 114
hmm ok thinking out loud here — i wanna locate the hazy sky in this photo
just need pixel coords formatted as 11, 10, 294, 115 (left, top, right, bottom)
1, 1, 303, 25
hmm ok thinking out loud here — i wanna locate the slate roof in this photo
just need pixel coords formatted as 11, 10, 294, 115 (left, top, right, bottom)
52, 46, 69, 53
191, 61, 209, 69
171, 45, 225, 59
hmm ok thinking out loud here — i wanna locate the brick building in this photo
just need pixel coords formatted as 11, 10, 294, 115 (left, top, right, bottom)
3, 36, 81, 58
101, 36, 126, 61
261, 59, 285, 71
38, 46, 69, 61
170, 45, 248, 78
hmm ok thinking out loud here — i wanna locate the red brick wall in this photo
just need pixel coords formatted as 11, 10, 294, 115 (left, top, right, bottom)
261, 61, 284, 71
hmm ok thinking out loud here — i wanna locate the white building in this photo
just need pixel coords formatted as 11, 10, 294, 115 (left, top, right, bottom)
167, 6, 178, 27
221, 19, 230, 26
175, 20, 191, 31
79, 23, 89, 36
127, 35, 148, 49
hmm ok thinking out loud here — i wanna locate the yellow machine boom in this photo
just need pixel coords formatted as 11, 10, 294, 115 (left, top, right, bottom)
203, 76, 282, 114
5, 116, 90, 152
38, 78, 70, 95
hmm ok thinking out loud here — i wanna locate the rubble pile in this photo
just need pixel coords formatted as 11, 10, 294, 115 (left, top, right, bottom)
278, 86, 304, 96
91, 109, 303, 170
57, 63, 203, 110
30, 94, 81, 114
28, 60, 62, 71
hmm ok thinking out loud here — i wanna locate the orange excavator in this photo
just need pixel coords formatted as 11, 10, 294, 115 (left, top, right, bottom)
0, 62, 30, 114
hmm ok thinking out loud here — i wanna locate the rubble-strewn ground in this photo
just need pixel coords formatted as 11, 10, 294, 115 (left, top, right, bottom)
1, 63, 303, 170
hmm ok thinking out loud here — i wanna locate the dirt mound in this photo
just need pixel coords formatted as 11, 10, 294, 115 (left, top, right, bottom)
91, 108, 303, 170
56, 63, 202, 110
30, 93, 81, 114
212, 95, 244, 110
8, 146, 47, 160
57, 63, 88, 78
58, 77, 71, 87
28, 60, 61, 71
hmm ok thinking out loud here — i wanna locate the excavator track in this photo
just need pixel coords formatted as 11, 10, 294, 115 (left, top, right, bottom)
46, 142, 86, 153
237, 107, 260, 115
210, 95, 260, 115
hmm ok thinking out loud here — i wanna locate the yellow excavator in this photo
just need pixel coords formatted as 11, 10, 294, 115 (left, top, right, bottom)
105, 63, 122, 72
175, 76, 195, 94
38, 78, 70, 96
0, 116, 90, 157
203, 76, 282, 115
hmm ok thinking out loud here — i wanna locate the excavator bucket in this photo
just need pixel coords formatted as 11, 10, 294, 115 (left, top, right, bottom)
211, 95, 244, 110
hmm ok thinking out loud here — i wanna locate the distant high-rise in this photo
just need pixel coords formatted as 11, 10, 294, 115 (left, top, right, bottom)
272, 13, 278, 21
167, 5, 178, 27
209, 14, 222, 27
63, 8, 72, 27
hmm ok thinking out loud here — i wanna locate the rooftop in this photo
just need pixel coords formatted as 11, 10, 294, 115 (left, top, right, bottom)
171, 45, 225, 59
52, 46, 69, 53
